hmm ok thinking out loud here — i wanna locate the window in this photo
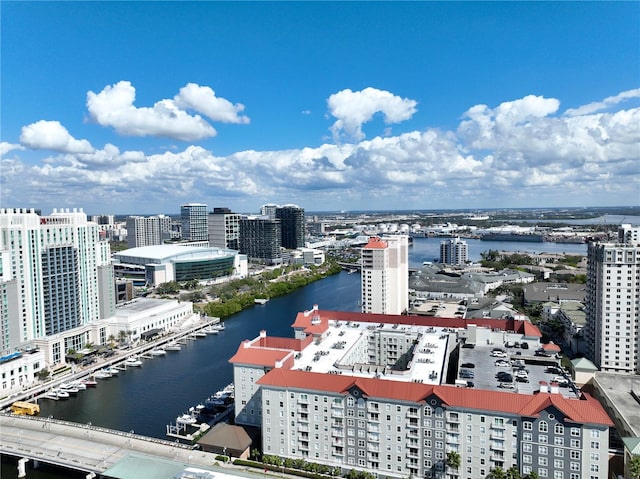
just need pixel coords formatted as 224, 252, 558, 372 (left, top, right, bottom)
570, 439, 580, 448
590, 441, 599, 449
570, 451, 580, 460
554, 437, 564, 446
539, 421, 548, 433
523, 421, 533, 430
523, 444, 532, 453
555, 424, 564, 435
590, 429, 600, 439
570, 427, 580, 437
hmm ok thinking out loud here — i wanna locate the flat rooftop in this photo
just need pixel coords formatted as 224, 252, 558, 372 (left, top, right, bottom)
293, 320, 451, 385
592, 372, 640, 437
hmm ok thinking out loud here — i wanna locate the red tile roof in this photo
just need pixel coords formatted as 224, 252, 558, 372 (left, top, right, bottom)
364, 236, 388, 249
229, 341, 294, 367
257, 369, 613, 426
290, 309, 541, 338
542, 342, 562, 352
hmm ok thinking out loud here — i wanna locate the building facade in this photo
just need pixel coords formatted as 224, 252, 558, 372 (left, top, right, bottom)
439, 236, 468, 265
239, 216, 282, 264
180, 203, 208, 242
584, 224, 640, 374
276, 205, 305, 249
126, 215, 172, 248
361, 236, 409, 315
230, 308, 613, 479
208, 207, 241, 250
0, 208, 115, 379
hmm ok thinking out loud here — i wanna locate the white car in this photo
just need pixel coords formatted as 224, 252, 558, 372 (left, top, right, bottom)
552, 376, 569, 385
491, 351, 508, 358
495, 360, 510, 367
514, 370, 528, 378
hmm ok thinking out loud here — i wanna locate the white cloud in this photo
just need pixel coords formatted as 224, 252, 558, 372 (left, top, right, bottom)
327, 87, 417, 142
3, 89, 638, 212
86, 81, 218, 141
20, 120, 94, 154
564, 88, 640, 117
0, 142, 24, 156
173, 83, 250, 124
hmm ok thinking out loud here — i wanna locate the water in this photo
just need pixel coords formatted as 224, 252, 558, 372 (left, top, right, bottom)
2, 239, 585, 477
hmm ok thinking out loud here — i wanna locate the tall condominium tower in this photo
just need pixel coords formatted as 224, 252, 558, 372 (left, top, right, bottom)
0, 208, 115, 357
260, 203, 278, 220
585, 224, 640, 374
180, 203, 208, 241
439, 236, 468, 265
126, 215, 171, 248
239, 216, 282, 264
361, 235, 409, 315
208, 207, 241, 250
276, 204, 305, 249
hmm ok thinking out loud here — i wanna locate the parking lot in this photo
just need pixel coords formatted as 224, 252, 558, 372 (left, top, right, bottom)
457, 343, 579, 397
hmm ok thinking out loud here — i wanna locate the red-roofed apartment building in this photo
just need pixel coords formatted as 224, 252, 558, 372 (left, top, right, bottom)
230, 307, 613, 479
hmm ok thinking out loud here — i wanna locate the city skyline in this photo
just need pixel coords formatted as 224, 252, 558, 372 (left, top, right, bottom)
1, 2, 639, 215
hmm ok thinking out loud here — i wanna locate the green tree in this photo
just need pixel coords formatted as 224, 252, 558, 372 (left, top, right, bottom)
630, 455, 640, 479
446, 451, 461, 469
487, 467, 506, 479
36, 368, 50, 381
505, 466, 521, 479
524, 472, 540, 479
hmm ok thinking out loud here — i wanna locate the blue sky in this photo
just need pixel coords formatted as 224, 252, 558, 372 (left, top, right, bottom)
1, 1, 639, 215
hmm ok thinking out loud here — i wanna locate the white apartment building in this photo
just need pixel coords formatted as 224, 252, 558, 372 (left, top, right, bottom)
181, 203, 208, 241
585, 224, 640, 374
230, 307, 613, 479
126, 215, 171, 248
439, 236, 468, 265
361, 236, 409, 315
0, 208, 116, 385
208, 208, 241, 250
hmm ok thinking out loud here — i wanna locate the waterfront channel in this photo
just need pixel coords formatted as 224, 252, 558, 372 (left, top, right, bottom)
1, 238, 587, 478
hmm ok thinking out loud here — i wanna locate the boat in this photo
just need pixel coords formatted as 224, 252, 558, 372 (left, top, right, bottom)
103, 366, 119, 375
93, 370, 112, 379
202, 326, 219, 335
124, 356, 143, 367
214, 323, 225, 331
164, 342, 181, 351
194, 331, 207, 338
43, 390, 60, 400
150, 348, 166, 356
59, 383, 80, 395
45, 388, 69, 400
81, 378, 97, 388
70, 380, 87, 390
254, 298, 269, 304
176, 413, 198, 425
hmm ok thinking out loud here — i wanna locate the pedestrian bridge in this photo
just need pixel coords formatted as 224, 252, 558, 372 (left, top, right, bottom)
0, 414, 221, 478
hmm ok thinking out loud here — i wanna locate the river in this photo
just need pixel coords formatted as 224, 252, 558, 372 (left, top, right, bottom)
1, 237, 586, 478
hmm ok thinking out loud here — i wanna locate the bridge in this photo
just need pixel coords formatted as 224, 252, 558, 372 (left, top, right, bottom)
0, 413, 221, 478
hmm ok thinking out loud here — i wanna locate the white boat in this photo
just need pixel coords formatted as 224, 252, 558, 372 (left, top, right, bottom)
59, 383, 80, 395
176, 413, 198, 425
214, 323, 225, 331
47, 388, 69, 399
254, 298, 269, 304
43, 390, 60, 400
150, 348, 166, 356
202, 326, 219, 335
81, 378, 97, 388
194, 331, 207, 338
93, 370, 112, 379
164, 343, 181, 351
124, 356, 143, 367
103, 366, 119, 375
70, 380, 87, 390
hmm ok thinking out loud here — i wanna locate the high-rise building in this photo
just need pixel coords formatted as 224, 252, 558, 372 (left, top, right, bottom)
439, 236, 468, 265
361, 235, 409, 315
208, 207, 241, 250
180, 203, 208, 241
0, 208, 115, 359
276, 204, 305, 249
585, 224, 640, 374
126, 215, 171, 248
260, 203, 278, 220
239, 216, 282, 264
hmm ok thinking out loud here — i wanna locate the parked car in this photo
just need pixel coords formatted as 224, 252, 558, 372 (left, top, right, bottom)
460, 362, 475, 369
460, 369, 474, 379
514, 370, 528, 378
491, 351, 508, 358
498, 382, 516, 389
515, 376, 529, 383
495, 360, 510, 367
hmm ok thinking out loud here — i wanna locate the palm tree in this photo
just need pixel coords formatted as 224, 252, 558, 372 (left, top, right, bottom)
487, 467, 506, 479
505, 466, 521, 479
629, 455, 640, 479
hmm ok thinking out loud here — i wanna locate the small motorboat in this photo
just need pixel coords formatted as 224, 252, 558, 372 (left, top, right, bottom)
164, 343, 181, 351
103, 366, 119, 375
81, 378, 97, 388
70, 380, 87, 390
59, 383, 80, 395
150, 348, 166, 356
93, 370, 112, 379
124, 356, 143, 367
176, 413, 198, 425
202, 326, 219, 335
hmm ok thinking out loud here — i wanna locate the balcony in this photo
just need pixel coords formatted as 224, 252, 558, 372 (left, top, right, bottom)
406, 409, 419, 418
298, 424, 309, 432
406, 449, 420, 459
332, 447, 344, 456
331, 428, 343, 437
490, 422, 506, 430
299, 415, 309, 423
298, 406, 309, 413
406, 429, 419, 439
406, 439, 419, 447
446, 424, 460, 433
299, 442, 309, 451
490, 441, 505, 451
368, 425, 380, 433
489, 431, 505, 440
407, 419, 419, 428
368, 434, 380, 443
447, 414, 460, 423
333, 438, 344, 446
368, 444, 380, 453
331, 410, 343, 418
